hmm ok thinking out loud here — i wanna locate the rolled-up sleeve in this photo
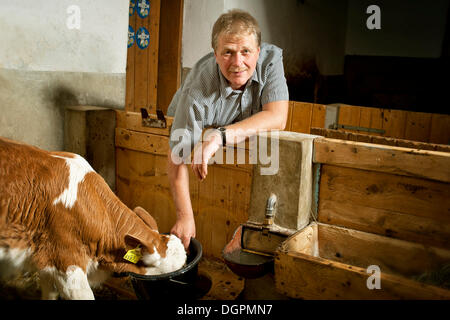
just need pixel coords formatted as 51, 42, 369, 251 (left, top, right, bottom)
260, 54, 289, 106
169, 91, 204, 162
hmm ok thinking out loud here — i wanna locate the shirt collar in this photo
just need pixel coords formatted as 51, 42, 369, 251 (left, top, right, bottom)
218, 64, 260, 100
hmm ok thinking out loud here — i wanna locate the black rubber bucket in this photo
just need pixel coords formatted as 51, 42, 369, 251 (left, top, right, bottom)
128, 237, 207, 300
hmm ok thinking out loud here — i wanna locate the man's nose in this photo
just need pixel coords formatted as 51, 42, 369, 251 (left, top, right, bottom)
231, 53, 243, 66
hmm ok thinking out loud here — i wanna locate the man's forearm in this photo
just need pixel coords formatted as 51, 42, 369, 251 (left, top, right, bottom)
167, 152, 194, 220
224, 100, 288, 145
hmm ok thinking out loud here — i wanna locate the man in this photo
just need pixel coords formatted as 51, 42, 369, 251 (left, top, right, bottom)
167, 9, 289, 249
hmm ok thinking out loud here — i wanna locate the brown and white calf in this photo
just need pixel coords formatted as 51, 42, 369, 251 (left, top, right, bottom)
0, 137, 186, 299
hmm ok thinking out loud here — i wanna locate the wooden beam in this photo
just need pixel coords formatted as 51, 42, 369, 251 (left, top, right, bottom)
313, 137, 450, 183
115, 128, 169, 156
318, 164, 450, 223
310, 127, 450, 152
116, 110, 172, 136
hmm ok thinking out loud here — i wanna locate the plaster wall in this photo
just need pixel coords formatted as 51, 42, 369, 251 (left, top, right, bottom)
0, 0, 129, 150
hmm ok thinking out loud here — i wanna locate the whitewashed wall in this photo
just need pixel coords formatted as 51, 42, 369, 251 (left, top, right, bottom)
0, 0, 129, 150
0, 0, 128, 73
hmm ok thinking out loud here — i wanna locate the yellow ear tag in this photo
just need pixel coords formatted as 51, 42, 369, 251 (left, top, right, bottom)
123, 245, 142, 264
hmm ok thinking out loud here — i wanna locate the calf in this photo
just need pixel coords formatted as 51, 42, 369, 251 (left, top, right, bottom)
0, 137, 186, 299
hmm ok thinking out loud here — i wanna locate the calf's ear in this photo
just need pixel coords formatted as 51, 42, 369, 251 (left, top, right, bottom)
133, 206, 159, 231
124, 234, 153, 254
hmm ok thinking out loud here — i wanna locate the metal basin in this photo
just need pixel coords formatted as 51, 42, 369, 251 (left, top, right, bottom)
222, 225, 274, 279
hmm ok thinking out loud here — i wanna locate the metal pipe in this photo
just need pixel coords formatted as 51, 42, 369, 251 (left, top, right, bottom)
264, 193, 277, 228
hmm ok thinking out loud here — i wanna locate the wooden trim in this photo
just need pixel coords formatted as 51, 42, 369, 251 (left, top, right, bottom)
147, 0, 161, 113
157, 0, 184, 113
116, 110, 172, 136
115, 128, 169, 156
313, 137, 450, 183
311, 127, 450, 152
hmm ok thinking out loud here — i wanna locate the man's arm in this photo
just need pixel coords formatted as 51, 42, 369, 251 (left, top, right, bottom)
226, 100, 289, 143
191, 100, 289, 180
167, 151, 196, 249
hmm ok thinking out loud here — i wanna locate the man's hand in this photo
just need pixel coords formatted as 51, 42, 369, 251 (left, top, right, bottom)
170, 215, 196, 250
191, 129, 222, 181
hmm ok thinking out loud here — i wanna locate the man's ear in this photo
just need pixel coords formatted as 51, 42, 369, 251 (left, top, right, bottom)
133, 206, 159, 231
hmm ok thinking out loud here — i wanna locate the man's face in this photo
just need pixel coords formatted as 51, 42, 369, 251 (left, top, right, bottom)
214, 32, 260, 90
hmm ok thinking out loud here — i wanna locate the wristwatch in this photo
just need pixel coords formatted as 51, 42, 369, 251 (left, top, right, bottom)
217, 127, 226, 146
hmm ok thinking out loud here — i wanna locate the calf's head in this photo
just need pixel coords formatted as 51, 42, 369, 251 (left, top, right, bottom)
123, 207, 187, 275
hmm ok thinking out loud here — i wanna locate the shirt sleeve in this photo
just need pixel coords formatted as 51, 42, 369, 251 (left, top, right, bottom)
260, 53, 289, 106
168, 91, 205, 162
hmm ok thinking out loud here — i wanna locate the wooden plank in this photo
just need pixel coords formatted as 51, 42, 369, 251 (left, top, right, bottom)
115, 147, 175, 233
404, 111, 432, 143
157, 0, 184, 113
133, 5, 150, 112
275, 243, 450, 299
196, 164, 252, 258
383, 109, 406, 139
116, 110, 172, 136
313, 138, 450, 183
311, 104, 326, 129
115, 128, 169, 155
359, 107, 384, 136
429, 113, 450, 145
284, 101, 294, 131
318, 223, 450, 278
146, 0, 161, 113
318, 199, 450, 249
338, 104, 361, 133
290, 102, 313, 133
318, 164, 450, 225
310, 128, 450, 152
125, 6, 136, 111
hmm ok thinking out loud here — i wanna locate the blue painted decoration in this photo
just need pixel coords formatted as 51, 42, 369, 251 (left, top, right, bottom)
128, 25, 135, 48
136, 26, 150, 49
137, 0, 150, 18
129, 0, 136, 16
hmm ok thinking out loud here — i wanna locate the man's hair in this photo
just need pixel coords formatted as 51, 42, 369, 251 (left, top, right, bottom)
211, 9, 261, 50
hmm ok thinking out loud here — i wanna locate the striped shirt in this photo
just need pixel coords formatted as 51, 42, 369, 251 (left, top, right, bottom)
168, 42, 289, 159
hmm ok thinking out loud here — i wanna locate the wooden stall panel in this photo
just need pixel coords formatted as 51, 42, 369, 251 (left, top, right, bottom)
147, 0, 161, 112
359, 107, 384, 136
317, 164, 450, 248
311, 104, 326, 129
404, 111, 432, 143
338, 104, 361, 133
126, 2, 136, 111
429, 113, 450, 145
290, 102, 313, 133
116, 147, 176, 233
275, 224, 450, 300
126, 0, 161, 113
314, 138, 450, 183
115, 110, 253, 258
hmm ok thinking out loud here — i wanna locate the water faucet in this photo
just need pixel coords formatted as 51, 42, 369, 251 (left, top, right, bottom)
263, 193, 277, 230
